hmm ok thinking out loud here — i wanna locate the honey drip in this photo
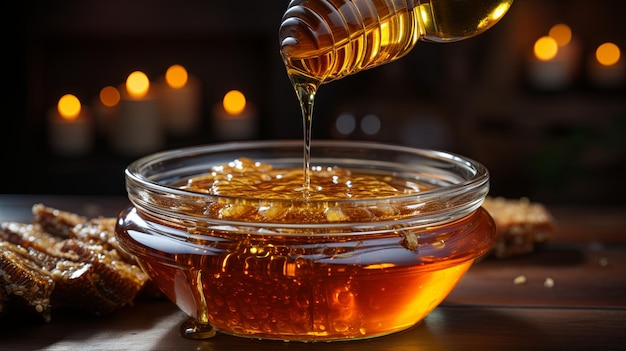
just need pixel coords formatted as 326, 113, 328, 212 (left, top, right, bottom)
279, 0, 513, 189
171, 0, 511, 339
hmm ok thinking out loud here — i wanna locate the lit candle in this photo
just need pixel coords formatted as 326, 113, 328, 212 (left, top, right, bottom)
212, 90, 258, 141
92, 85, 120, 141
587, 42, 624, 89
48, 93, 93, 156
158, 64, 202, 137
527, 24, 579, 91
113, 71, 164, 156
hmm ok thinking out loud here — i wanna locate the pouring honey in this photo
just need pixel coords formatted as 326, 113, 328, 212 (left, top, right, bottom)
115, 0, 509, 342
279, 0, 514, 189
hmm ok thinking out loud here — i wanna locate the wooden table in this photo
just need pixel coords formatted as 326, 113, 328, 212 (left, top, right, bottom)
1, 195, 625, 350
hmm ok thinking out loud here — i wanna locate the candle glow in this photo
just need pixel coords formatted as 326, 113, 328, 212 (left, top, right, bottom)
527, 27, 579, 91
49, 93, 92, 156
223, 90, 247, 115
596, 42, 621, 66
159, 65, 201, 136
100, 86, 121, 107
587, 41, 624, 89
126, 71, 150, 99
549, 24, 572, 47
57, 94, 81, 121
213, 89, 257, 140
116, 71, 163, 155
165, 64, 188, 89
534, 36, 558, 61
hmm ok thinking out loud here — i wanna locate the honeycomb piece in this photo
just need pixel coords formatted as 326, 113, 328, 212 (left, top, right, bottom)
0, 205, 151, 322
0, 242, 55, 322
482, 196, 555, 258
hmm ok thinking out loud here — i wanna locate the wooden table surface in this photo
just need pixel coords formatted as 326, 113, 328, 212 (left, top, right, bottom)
1, 195, 625, 350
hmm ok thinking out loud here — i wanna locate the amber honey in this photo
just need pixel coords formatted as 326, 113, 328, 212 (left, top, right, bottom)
279, 0, 513, 191
280, 0, 514, 85
116, 141, 495, 341
117, 0, 510, 340
120, 205, 492, 341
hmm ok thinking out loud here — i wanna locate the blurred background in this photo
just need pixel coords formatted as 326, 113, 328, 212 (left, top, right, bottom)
3, 0, 625, 206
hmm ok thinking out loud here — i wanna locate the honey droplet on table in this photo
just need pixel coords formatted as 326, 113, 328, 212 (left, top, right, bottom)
180, 317, 217, 340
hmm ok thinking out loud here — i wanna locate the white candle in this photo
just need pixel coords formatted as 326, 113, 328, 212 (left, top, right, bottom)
158, 64, 202, 137
48, 94, 93, 157
113, 71, 164, 156
527, 34, 577, 91
587, 42, 624, 89
212, 90, 257, 141
92, 85, 120, 141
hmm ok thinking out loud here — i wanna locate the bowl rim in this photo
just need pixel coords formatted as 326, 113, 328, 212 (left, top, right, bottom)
124, 139, 490, 229
125, 139, 488, 203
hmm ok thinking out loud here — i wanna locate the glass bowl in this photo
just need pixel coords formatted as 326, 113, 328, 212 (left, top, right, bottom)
115, 140, 496, 342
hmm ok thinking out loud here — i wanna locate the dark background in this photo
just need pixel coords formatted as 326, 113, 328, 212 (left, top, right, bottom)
3, 0, 625, 206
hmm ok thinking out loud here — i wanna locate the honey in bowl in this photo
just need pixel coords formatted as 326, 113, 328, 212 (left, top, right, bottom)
116, 0, 511, 341
115, 140, 496, 341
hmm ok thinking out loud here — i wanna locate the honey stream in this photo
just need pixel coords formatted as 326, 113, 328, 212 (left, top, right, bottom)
279, 0, 513, 191
174, 0, 512, 339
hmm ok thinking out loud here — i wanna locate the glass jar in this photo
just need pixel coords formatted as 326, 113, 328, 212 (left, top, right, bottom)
115, 140, 495, 342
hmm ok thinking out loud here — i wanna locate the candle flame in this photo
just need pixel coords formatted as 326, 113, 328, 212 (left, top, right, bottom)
99, 86, 120, 107
549, 24, 572, 47
126, 71, 150, 99
165, 64, 189, 89
58, 94, 81, 121
596, 42, 621, 66
534, 36, 558, 61
223, 90, 246, 115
